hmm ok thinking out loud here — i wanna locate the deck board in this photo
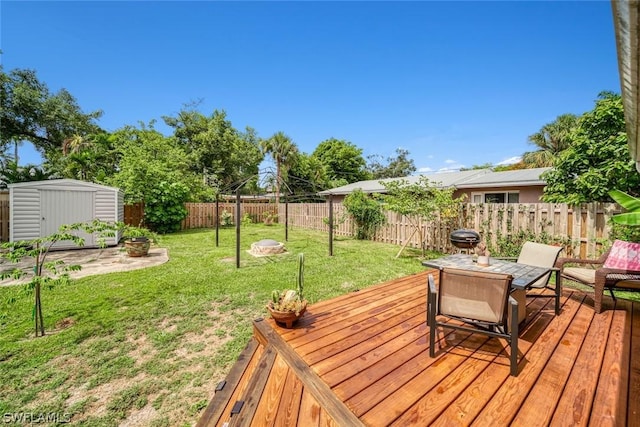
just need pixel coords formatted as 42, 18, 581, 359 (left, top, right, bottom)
199, 270, 639, 426
549, 302, 613, 426
591, 299, 632, 426
629, 303, 640, 426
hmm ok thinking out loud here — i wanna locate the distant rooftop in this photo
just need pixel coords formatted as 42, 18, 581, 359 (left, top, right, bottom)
318, 167, 551, 196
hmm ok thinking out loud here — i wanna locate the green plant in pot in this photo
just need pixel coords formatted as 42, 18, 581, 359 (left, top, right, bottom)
121, 225, 157, 257
267, 253, 308, 328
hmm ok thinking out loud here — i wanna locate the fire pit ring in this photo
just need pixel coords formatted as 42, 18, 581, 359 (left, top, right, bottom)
249, 239, 286, 256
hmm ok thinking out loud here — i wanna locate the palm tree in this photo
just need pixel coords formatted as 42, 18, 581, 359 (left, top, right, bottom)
260, 132, 298, 204
13, 139, 22, 164
524, 113, 578, 167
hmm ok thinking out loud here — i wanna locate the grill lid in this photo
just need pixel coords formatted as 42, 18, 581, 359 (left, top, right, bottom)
450, 229, 481, 248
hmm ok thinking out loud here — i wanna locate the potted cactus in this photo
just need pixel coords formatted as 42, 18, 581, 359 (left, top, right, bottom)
266, 253, 308, 328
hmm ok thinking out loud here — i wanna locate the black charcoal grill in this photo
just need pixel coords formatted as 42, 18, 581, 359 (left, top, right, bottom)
450, 229, 481, 250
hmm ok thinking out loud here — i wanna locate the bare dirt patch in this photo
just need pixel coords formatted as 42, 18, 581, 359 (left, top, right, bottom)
119, 404, 159, 427
59, 303, 239, 425
55, 317, 76, 330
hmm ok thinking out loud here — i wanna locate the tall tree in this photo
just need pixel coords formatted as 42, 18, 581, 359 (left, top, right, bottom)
0, 161, 51, 187
287, 152, 328, 200
107, 123, 212, 202
260, 131, 298, 204
367, 148, 417, 179
52, 132, 119, 182
312, 138, 370, 186
523, 113, 578, 167
542, 92, 640, 203
163, 107, 262, 191
0, 66, 102, 163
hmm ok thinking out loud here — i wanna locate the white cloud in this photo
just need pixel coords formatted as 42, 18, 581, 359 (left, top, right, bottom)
496, 156, 522, 166
418, 167, 434, 173
437, 166, 463, 173
444, 159, 457, 164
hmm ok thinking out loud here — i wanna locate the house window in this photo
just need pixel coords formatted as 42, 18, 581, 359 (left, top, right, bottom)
471, 192, 520, 203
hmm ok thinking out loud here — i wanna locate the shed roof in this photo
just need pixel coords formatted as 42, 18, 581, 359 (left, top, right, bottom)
8, 179, 120, 192
318, 167, 550, 196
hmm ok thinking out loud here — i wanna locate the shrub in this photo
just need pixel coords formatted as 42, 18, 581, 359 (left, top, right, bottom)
343, 189, 386, 240
220, 210, 233, 226
241, 213, 253, 226
143, 181, 189, 234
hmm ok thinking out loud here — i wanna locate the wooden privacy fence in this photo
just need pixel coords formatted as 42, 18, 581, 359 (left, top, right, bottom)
181, 202, 623, 259
182, 202, 276, 229
0, 200, 622, 257
124, 202, 145, 227
0, 200, 9, 242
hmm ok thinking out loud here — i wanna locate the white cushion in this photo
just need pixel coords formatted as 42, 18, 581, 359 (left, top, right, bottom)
562, 267, 595, 285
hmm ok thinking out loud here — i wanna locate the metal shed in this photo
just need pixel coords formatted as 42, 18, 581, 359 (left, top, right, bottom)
8, 179, 124, 249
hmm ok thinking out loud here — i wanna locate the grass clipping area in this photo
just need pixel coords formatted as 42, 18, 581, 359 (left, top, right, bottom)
0, 224, 427, 426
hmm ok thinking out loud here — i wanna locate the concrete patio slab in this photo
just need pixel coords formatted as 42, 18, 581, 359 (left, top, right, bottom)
0, 245, 168, 286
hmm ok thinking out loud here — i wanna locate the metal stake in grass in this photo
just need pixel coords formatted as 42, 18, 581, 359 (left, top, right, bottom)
297, 253, 304, 300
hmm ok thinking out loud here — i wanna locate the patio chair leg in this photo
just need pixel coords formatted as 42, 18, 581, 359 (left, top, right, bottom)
509, 298, 519, 376
555, 269, 561, 315
594, 294, 603, 314
428, 275, 437, 357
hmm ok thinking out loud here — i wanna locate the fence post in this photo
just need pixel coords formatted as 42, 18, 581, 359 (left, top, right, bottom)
329, 197, 334, 256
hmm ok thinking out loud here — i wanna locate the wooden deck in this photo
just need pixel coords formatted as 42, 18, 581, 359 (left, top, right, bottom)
197, 270, 640, 426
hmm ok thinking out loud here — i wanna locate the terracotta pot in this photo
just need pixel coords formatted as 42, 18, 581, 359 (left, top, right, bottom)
266, 301, 307, 328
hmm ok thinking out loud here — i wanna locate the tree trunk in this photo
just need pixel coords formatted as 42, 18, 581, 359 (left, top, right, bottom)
395, 228, 418, 258
275, 161, 281, 205
35, 282, 44, 336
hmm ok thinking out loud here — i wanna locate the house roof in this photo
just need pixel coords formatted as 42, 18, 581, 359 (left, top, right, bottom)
457, 167, 551, 188
318, 167, 550, 196
612, 1, 640, 173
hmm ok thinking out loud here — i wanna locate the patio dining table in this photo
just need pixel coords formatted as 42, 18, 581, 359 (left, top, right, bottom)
422, 253, 561, 315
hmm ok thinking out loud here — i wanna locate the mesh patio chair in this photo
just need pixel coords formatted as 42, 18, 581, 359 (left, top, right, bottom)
558, 241, 640, 313
428, 268, 520, 376
510, 242, 563, 322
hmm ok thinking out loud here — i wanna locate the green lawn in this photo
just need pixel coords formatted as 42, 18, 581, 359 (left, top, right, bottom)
0, 224, 430, 426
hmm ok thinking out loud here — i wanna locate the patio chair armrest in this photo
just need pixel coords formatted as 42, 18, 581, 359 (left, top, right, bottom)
428, 274, 437, 295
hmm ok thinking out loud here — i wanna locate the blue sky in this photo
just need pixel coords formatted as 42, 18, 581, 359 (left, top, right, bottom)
1, 1, 620, 174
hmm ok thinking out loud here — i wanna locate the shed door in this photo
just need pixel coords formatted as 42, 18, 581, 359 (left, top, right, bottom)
41, 190, 95, 247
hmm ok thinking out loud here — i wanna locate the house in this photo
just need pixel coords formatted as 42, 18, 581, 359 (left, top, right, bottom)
318, 167, 550, 203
